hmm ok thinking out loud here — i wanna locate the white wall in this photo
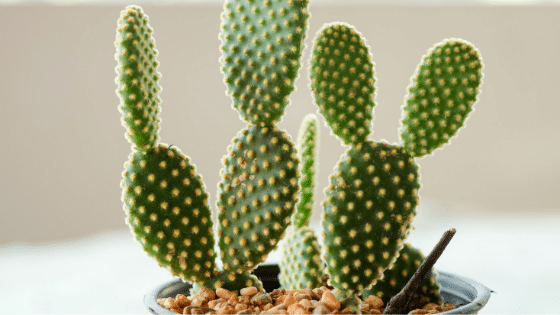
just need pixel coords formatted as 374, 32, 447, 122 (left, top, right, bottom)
0, 3, 559, 244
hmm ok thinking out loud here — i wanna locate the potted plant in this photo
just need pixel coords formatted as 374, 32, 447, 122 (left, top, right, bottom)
115, 1, 491, 314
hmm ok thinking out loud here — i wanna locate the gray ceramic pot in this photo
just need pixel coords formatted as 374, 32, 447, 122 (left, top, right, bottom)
145, 264, 491, 314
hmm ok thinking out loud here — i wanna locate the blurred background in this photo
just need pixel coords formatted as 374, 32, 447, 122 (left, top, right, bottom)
0, 0, 559, 313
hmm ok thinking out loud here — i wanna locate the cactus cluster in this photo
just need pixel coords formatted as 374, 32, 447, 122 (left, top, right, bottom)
116, 1, 310, 292
115, 0, 484, 311
279, 21, 483, 312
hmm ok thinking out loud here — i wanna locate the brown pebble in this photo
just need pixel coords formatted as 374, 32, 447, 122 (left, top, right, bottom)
338, 307, 352, 314
312, 302, 330, 315
299, 299, 313, 309
295, 294, 312, 302
287, 303, 311, 315
422, 303, 441, 311
409, 309, 428, 314
270, 288, 286, 299
176, 294, 191, 308
240, 287, 258, 297
312, 288, 323, 299
263, 303, 274, 311
369, 309, 382, 314
361, 303, 370, 313
284, 294, 296, 307
234, 303, 248, 312
364, 295, 384, 309
184, 306, 216, 315
267, 303, 288, 313
164, 297, 179, 309
320, 291, 340, 312
235, 310, 253, 315
276, 295, 287, 306
192, 296, 208, 308
217, 305, 235, 315
198, 288, 217, 301
251, 293, 273, 306
216, 288, 236, 300
442, 303, 458, 311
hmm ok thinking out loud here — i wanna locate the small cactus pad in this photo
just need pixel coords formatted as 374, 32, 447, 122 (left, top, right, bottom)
279, 226, 324, 290
121, 144, 216, 283
293, 114, 319, 228
192, 270, 263, 294
217, 125, 300, 273
219, 0, 310, 125
321, 141, 419, 294
115, 6, 162, 151
309, 22, 376, 146
400, 38, 483, 157
363, 243, 442, 305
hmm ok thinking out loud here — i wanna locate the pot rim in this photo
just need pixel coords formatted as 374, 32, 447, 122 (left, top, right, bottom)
144, 267, 491, 314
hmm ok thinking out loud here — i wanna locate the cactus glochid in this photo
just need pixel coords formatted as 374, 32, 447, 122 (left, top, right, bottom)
116, 1, 310, 292
115, 0, 484, 310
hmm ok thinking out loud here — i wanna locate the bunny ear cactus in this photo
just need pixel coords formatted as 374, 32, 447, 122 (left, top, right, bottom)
279, 114, 325, 290
117, 0, 309, 293
309, 21, 483, 312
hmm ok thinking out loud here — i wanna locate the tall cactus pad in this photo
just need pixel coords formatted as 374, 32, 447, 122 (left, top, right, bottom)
115, 6, 162, 151
219, 0, 310, 125
121, 144, 216, 283
279, 226, 324, 290
363, 243, 442, 305
217, 125, 300, 273
400, 39, 483, 157
322, 141, 419, 295
309, 22, 375, 146
293, 114, 318, 228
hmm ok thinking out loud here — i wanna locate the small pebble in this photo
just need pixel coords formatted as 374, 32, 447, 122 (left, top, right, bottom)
240, 287, 258, 297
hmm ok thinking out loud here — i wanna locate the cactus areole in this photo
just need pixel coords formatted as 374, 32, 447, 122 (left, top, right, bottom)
116, 1, 485, 312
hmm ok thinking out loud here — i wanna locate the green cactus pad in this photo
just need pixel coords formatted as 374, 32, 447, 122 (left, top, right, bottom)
121, 144, 216, 283
321, 141, 419, 295
219, 0, 310, 125
309, 22, 376, 146
115, 6, 162, 151
192, 270, 263, 294
400, 38, 483, 157
279, 226, 324, 290
363, 243, 442, 306
293, 114, 319, 228
217, 125, 300, 273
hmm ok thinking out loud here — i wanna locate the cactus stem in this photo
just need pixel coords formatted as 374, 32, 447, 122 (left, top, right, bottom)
383, 228, 456, 314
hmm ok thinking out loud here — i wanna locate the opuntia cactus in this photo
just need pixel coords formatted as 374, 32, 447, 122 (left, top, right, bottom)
299, 21, 483, 311
116, 1, 310, 292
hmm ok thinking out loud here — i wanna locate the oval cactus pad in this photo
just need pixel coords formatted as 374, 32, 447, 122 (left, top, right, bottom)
121, 144, 216, 283
219, 0, 310, 125
400, 38, 483, 157
322, 141, 419, 294
217, 125, 300, 273
309, 22, 376, 146
279, 226, 324, 290
115, 6, 162, 151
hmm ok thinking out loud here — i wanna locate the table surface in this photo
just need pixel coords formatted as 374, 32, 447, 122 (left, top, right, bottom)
1, 204, 559, 313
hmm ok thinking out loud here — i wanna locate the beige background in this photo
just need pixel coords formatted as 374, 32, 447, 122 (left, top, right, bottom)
0, 3, 558, 245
